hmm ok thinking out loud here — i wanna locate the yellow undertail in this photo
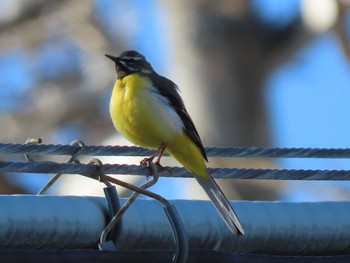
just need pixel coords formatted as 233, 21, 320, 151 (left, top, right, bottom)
166, 133, 209, 180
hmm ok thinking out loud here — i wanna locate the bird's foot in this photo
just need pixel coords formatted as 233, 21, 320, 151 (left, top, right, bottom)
141, 159, 166, 180
140, 157, 154, 166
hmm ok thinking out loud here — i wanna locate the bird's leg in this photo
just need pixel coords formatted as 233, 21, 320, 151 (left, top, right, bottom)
140, 143, 167, 167
155, 144, 167, 166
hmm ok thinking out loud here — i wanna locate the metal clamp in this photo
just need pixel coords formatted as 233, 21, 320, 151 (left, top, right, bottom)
89, 158, 122, 251
98, 160, 160, 248
92, 159, 188, 263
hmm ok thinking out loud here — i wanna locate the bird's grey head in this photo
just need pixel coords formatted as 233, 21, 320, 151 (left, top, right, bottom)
105, 50, 153, 79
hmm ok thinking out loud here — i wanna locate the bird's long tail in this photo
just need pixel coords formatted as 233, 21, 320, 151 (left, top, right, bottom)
166, 133, 244, 235
195, 171, 244, 235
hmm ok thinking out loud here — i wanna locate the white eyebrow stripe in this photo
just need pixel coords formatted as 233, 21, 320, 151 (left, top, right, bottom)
118, 60, 138, 71
122, 57, 143, 61
121, 56, 143, 61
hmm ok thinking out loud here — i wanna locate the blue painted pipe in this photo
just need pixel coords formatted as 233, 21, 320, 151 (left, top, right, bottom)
1, 195, 350, 255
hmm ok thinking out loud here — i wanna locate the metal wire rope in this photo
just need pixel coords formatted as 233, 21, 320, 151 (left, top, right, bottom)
2, 143, 350, 158
1, 160, 350, 181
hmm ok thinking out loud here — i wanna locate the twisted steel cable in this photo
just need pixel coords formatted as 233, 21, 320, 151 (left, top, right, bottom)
1, 161, 350, 181
2, 143, 350, 158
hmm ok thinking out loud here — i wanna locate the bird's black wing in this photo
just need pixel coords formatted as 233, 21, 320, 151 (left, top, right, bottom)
149, 73, 208, 162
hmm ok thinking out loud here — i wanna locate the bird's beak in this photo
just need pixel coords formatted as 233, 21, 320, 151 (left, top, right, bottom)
105, 54, 120, 63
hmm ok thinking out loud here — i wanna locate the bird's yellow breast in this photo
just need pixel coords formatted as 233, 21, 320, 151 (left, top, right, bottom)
109, 73, 183, 148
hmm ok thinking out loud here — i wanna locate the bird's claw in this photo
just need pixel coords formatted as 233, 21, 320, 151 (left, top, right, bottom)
141, 158, 166, 180
141, 157, 165, 167
140, 157, 153, 166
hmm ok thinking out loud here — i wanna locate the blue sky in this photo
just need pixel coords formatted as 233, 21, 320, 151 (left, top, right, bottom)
268, 34, 350, 149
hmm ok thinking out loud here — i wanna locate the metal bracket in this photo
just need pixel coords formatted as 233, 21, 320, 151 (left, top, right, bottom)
91, 158, 189, 263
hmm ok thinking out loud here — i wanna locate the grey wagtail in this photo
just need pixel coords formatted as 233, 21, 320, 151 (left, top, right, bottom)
106, 50, 244, 235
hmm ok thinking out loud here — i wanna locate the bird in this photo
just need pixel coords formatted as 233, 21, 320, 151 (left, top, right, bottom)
106, 50, 244, 235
